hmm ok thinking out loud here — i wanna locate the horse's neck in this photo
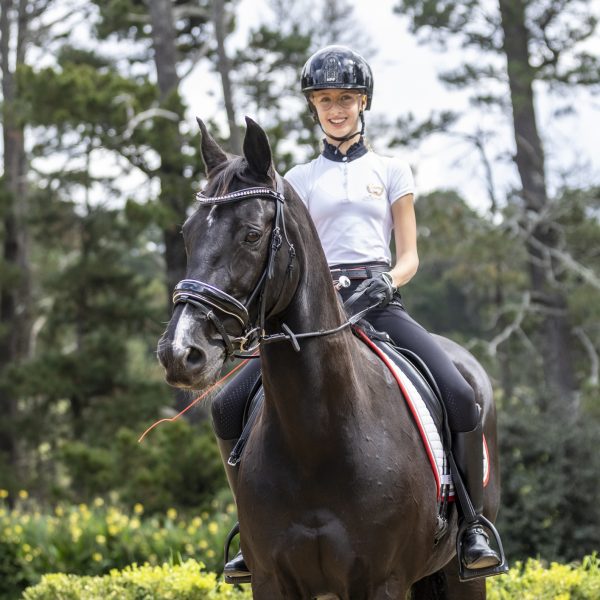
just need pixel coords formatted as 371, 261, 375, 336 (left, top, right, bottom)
261, 267, 362, 451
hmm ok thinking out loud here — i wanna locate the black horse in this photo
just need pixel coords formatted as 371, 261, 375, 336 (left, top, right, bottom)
158, 117, 504, 599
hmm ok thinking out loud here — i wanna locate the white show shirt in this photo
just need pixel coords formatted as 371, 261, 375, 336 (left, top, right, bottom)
285, 151, 415, 265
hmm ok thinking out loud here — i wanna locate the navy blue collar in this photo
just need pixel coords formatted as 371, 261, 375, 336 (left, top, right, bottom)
322, 137, 368, 162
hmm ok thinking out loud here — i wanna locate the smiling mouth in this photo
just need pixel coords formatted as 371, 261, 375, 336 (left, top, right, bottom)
329, 118, 347, 126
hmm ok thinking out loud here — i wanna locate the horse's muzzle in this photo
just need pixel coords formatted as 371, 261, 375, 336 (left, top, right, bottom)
157, 335, 209, 388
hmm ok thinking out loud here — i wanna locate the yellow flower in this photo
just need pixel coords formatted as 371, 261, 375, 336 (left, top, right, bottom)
130, 518, 140, 530
208, 522, 219, 535
207, 549, 215, 558
198, 539, 208, 550
22, 543, 32, 553
108, 525, 119, 536
93, 497, 104, 508
95, 535, 106, 545
55, 506, 64, 517
14, 525, 23, 535
24, 553, 33, 562
226, 503, 236, 514
192, 517, 202, 527
18, 490, 28, 500
0, 489, 8, 499
92, 552, 103, 562
185, 543, 194, 554
134, 503, 144, 515
166, 508, 177, 520
71, 526, 82, 542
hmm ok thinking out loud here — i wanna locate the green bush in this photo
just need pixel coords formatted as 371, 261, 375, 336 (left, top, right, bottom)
23, 556, 600, 600
0, 496, 236, 598
488, 555, 600, 599
22, 560, 251, 600
497, 404, 600, 562
19, 554, 600, 599
59, 420, 227, 515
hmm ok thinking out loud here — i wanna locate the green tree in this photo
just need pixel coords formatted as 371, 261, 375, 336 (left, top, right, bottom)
0, 0, 38, 495
7, 32, 204, 504
234, 0, 374, 173
411, 187, 600, 562
88, 0, 211, 307
394, 0, 600, 415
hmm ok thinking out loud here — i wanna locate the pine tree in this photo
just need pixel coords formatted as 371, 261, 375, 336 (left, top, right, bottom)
393, 0, 600, 415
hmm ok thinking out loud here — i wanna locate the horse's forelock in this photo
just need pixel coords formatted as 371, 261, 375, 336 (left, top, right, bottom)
204, 156, 271, 198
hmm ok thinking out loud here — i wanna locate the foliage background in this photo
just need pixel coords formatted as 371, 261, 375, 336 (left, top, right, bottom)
0, 0, 598, 596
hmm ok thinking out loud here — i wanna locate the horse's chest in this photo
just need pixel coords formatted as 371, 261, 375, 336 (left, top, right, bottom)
237, 456, 406, 564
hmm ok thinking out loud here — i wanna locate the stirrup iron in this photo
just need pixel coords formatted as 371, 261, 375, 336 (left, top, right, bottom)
456, 515, 509, 581
224, 522, 251, 584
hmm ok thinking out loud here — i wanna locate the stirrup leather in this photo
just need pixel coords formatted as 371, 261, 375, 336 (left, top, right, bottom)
224, 522, 252, 584
456, 515, 509, 581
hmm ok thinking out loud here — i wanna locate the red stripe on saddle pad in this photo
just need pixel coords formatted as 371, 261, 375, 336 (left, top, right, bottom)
355, 328, 443, 499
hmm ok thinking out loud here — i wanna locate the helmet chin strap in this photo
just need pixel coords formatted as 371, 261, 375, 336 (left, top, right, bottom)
319, 112, 365, 151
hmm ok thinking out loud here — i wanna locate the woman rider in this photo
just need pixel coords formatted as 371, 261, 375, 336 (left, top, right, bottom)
218, 45, 504, 583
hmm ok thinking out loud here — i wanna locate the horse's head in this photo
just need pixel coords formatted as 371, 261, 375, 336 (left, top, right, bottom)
157, 117, 300, 389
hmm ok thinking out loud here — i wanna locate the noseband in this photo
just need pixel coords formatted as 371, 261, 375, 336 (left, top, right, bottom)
172, 173, 296, 357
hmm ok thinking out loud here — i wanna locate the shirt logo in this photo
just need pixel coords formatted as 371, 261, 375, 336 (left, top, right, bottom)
367, 183, 384, 197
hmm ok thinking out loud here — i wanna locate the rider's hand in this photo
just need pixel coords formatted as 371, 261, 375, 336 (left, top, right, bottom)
355, 272, 396, 308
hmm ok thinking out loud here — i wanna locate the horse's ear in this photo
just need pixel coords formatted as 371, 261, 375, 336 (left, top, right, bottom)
243, 116, 272, 179
196, 117, 228, 174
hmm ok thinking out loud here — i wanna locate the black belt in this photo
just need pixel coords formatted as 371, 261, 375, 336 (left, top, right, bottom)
329, 263, 389, 281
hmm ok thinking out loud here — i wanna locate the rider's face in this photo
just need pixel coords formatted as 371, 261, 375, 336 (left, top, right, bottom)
311, 89, 366, 141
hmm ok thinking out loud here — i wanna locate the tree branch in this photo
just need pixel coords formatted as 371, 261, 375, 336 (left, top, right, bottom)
517, 222, 600, 291
573, 326, 599, 386
122, 107, 180, 140
178, 39, 211, 81
486, 292, 531, 356
113, 94, 180, 140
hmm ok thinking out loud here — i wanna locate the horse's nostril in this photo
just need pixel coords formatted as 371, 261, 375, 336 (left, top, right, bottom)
186, 346, 205, 368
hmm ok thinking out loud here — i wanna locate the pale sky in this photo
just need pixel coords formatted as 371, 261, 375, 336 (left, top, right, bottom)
182, 0, 600, 212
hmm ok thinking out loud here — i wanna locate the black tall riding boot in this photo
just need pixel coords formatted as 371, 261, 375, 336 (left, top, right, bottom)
215, 436, 251, 583
452, 419, 502, 571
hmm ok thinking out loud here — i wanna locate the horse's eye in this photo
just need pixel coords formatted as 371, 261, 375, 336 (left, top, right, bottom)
245, 230, 261, 244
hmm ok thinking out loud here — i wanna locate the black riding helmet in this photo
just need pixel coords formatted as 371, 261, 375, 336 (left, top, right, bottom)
301, 45, 373, 146
301, 45, 374, 110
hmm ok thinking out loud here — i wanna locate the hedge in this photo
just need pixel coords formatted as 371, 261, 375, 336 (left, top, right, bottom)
0, 496, 235, 598
22, 560, 251, 600
487, 555, 600, 599
22, 555, 600, 599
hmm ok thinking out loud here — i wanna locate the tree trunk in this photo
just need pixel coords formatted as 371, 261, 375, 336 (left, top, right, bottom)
148, 0, 205, 419
498, 0, 576, 414
212, 0, 241, 154
0, 0, 32, 475
147, 0, 187, 303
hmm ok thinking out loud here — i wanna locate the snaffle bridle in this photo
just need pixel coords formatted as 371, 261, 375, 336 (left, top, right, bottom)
172, 173, 376, 358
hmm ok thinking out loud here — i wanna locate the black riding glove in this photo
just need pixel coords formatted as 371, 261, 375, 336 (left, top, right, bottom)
355, 272, 396, 308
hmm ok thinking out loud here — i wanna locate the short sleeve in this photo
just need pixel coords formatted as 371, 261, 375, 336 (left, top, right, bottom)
284, 164, 309, 206
387, 158, 415, 204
